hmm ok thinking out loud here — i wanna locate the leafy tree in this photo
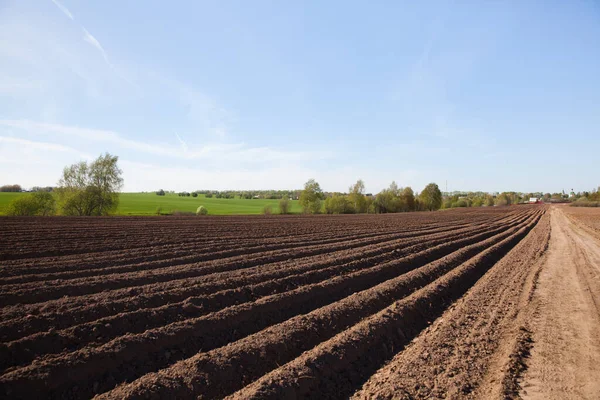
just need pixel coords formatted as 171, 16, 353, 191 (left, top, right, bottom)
156, 189, 165, 196
442, 196, 454, 209
413, 197, 421, 211
348, 179, 367, 213
278, 197, 290, 214
454, 199, 469, 207
419, 183, 442, 211
399, 187, 415, 212
470, 197, 482, 207
365, 196, 375, 213
324, 195, 353, 214
55, 153, 123, 216
495, 193, 511, 206
588, 187, 600, 202
299, 179, 324, 214
374, 187, 398, 213
6, 192, 56, 216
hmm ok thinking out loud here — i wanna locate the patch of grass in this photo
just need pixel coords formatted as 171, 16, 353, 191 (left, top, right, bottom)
117, 193, 302, 215
0, 192, 302, 215
0, 193, 29, 215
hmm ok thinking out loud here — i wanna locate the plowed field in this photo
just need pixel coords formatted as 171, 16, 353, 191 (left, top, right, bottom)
0, 207, 550, 399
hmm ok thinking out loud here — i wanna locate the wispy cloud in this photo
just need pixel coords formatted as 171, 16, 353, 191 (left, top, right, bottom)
50, 0, 74, 20
0, 119, 332, 163
175, 132, 189, 152
0, 135, 75, 153
148, 73, 231, 139
82, 27, 111, 67
49, 0, 129, 82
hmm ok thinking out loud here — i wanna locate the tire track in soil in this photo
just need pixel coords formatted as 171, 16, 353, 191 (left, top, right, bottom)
519, 206, 600, 400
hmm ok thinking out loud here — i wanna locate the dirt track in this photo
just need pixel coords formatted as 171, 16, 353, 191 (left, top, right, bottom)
0, 207, 570, 399
520, 206, 600, 399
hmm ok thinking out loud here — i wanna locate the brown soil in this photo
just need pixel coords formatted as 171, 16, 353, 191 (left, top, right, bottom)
0, 207, 559, 399
347, 208, 551, 400
519, 206, 600, 399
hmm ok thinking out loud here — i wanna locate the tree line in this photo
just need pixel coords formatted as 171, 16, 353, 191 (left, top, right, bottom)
298, 179, 443, 214
155, 189, 300, 200
441, 189, 600, 208
0, 184, 23, 192
5, 152, 598, 216
572, 187, 600, 207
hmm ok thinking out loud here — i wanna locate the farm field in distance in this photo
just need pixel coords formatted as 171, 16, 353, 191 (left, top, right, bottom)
0, 192, 302, 215
0, 206, 560, 399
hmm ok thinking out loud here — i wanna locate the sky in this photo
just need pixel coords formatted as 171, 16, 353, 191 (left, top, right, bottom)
0, 0, 599, 194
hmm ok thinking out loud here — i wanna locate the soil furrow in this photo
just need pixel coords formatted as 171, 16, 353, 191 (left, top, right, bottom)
0, 212, 539, 399
96, 212, 540, 400
0, 212, 533, 370
225, 215, 541, 400
0, 210, 530, 343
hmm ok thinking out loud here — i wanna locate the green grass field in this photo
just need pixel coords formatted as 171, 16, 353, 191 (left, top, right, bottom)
0, 192, 302, 216
0, 193, 26, 215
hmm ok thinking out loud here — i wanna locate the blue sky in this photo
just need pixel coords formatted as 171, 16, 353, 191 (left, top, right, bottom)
1, 0, 598, 193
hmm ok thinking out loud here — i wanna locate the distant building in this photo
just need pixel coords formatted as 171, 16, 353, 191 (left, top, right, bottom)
529, 197, 539, 203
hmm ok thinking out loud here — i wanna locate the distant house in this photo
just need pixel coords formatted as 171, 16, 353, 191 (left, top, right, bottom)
529, 197, 539, 203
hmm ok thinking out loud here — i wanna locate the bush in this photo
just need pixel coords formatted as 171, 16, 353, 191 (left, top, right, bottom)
156, 189, 165, 196
6, 192, 56, 216
192, 192, 198, 197
262, 204, 273, 215
205, 193, 213, 198
196, 206, 208, 215
278, 198, 290, 214
471, 198, 483, 207
452, 199, 469, 208
571, 198, 600, 207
